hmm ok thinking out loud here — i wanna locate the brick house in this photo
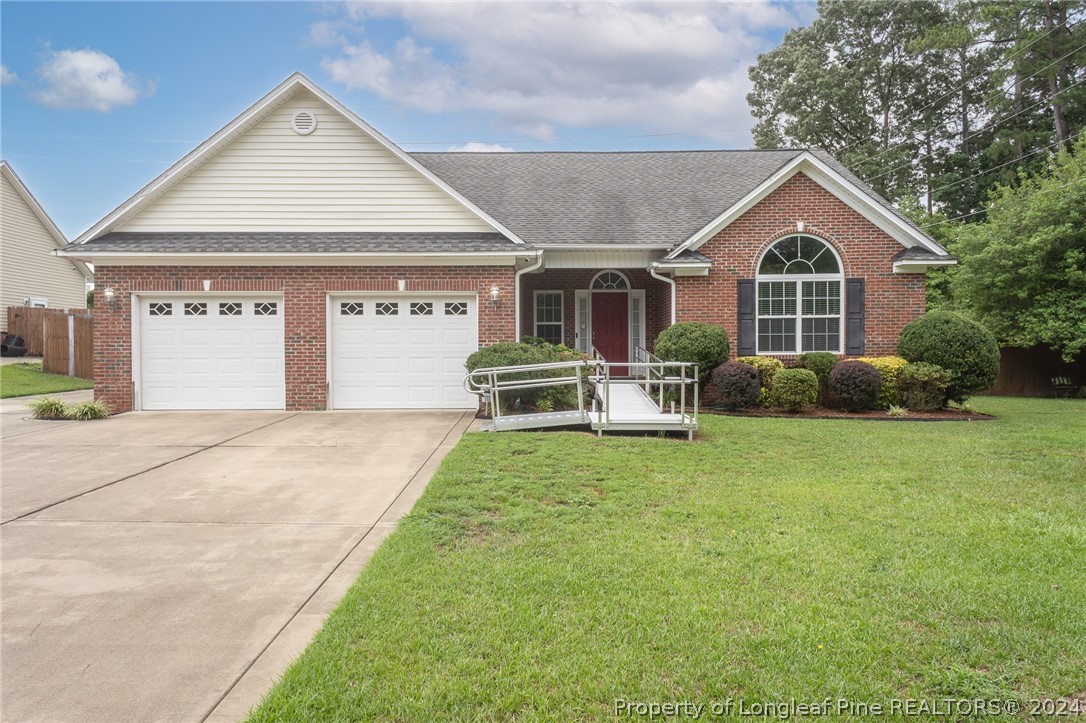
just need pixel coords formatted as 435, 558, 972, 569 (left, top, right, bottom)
59, 73, 954, 413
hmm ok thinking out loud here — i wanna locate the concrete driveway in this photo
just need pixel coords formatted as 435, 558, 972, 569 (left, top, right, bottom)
1, 398, 472, 723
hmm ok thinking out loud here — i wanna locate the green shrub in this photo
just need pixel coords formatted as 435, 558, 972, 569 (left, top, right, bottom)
827, 360, 883, 411
795, 351, 839, 403
654, 323, 730, 386
66, 399, 111, 420
735, 356, 784, 388
898, 311, 1000, 402
710, 362, 761, 410
466, 342, 586, 414
794, 352, 838, 386
899, 362, 949, 411
766, 368, 819, 412
855, 356, 908, 408
887, 405, 909, 418
28, 396, 68, 420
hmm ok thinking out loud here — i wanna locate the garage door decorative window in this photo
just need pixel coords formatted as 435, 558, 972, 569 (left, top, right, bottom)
149, 302, 172, 316
445, 302, 468, 316
184, 302, 207, 316
254, 302, 278, 316
376, 302, 398, 316
756, 235, 843, 353
410, 302, 433, 316
340, 302, 364, 316
219, 302, 243, 316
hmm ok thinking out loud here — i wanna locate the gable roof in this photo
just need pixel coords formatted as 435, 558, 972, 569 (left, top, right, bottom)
0, 161, 91, 278
72, 73, 525, 246
413, 149, 947, 256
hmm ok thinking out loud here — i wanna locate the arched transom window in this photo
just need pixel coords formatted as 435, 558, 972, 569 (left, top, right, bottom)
756, 235, 843, 353
591, 271, 630, 290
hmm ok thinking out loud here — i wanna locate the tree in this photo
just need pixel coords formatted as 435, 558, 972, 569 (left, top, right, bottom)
951, 136, 1086, 361
748, 0, 953, 202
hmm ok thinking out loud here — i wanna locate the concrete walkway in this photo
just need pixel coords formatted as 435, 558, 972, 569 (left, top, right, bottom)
1, 405, 472, 722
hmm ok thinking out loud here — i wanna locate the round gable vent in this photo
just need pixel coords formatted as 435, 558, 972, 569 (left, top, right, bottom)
291, 110, 317, 135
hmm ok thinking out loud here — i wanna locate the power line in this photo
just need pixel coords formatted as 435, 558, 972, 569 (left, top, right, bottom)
926, 127, 1086, 196
919, 174, 1086, 230
845, 37, 1086, 180
831, 22, 1069, 160
861, 72, 1086, 187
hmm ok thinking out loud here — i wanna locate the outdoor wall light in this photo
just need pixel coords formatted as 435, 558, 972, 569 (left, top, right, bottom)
102, 287, 117, 310
489, 285, 500, 306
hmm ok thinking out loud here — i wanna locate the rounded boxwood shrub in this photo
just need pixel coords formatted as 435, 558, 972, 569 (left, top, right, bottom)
795, 352, 838, 386
654, 322, 730, 386
827, 360, 883, 411
897, 311, 1000, 402
466, 341, 585, 412
710, 361, 761, 410
735, 356, 784, 389
899, 362, 949, 411
855, 356, 908, 408
795, 351, 838, 403
766, 368, 819, 412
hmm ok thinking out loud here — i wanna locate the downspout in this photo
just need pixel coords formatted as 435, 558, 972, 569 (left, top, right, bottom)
513, 251, 544, 340
649, 263, 677, 326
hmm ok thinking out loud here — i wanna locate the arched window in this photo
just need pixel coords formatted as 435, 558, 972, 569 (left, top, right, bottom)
591, 270, 630, 290
756, 235, 843, 353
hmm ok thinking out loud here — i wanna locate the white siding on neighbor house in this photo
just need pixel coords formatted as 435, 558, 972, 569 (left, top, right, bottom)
1, 173, 88, 310
119, 91, 495, 234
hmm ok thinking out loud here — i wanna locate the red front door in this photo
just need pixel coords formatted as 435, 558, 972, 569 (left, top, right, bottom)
592, 292, 629, 374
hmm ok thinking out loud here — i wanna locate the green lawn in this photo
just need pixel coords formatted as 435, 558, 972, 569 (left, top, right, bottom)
0, 362, 93, 398
250, 397, 1085, 721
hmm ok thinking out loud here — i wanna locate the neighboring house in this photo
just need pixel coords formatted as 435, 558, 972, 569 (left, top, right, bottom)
1, 161, 91, 311
59, 73, 954, 413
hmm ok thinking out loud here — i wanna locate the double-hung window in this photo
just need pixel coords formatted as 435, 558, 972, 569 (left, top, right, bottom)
756, 235, 843, 354
533, 291, 563, 345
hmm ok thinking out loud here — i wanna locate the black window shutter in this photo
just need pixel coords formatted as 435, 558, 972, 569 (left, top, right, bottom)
737, 279, 756, 356
845, 278, 865, 356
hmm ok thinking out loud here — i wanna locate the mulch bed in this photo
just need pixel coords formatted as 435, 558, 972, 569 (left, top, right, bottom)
701, 406, 994, 421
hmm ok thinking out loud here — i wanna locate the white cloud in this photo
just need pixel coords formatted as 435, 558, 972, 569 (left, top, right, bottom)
32, 49, 151, 112
1, 65, 17, 85
447, 141, 516, 152
315, 2, 805, 142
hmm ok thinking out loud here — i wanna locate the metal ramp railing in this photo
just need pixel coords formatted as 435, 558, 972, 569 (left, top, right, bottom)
463, 348, 698, 439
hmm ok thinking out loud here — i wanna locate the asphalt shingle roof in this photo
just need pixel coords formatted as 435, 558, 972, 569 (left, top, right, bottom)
412, 149, 935, 249
69, 231, 521, 254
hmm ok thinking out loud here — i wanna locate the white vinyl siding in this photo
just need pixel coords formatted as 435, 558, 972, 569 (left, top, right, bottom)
0, 172, 88, 310
118, 90, 495, 234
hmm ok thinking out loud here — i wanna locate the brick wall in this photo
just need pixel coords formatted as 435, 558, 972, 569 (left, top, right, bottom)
674, 172, 926, 358
519, 268, 670, 350
93, 265, 516, 412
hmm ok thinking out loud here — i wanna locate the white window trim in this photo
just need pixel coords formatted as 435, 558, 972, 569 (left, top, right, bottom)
533, 290, 564, 345
755, 236, 844, 355
574, 290, 590, 353
590, 269, 631, 291
629, 289, 646, 361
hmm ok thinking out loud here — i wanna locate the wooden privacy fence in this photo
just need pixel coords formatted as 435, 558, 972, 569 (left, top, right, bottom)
5, 306, 93, 379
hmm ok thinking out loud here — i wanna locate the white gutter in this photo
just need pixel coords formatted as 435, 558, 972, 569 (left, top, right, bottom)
649, 263, 677, 326
513, 252, 545, 340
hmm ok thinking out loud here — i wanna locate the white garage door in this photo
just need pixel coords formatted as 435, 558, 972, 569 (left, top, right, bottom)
138, 297, 285, 410
331, 296, 477, 409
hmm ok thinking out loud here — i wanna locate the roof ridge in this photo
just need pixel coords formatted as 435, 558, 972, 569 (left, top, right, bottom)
411, 149, 810, 156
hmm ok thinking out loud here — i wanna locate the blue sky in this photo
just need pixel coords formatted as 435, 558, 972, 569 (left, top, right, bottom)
1, 1, 811, 238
